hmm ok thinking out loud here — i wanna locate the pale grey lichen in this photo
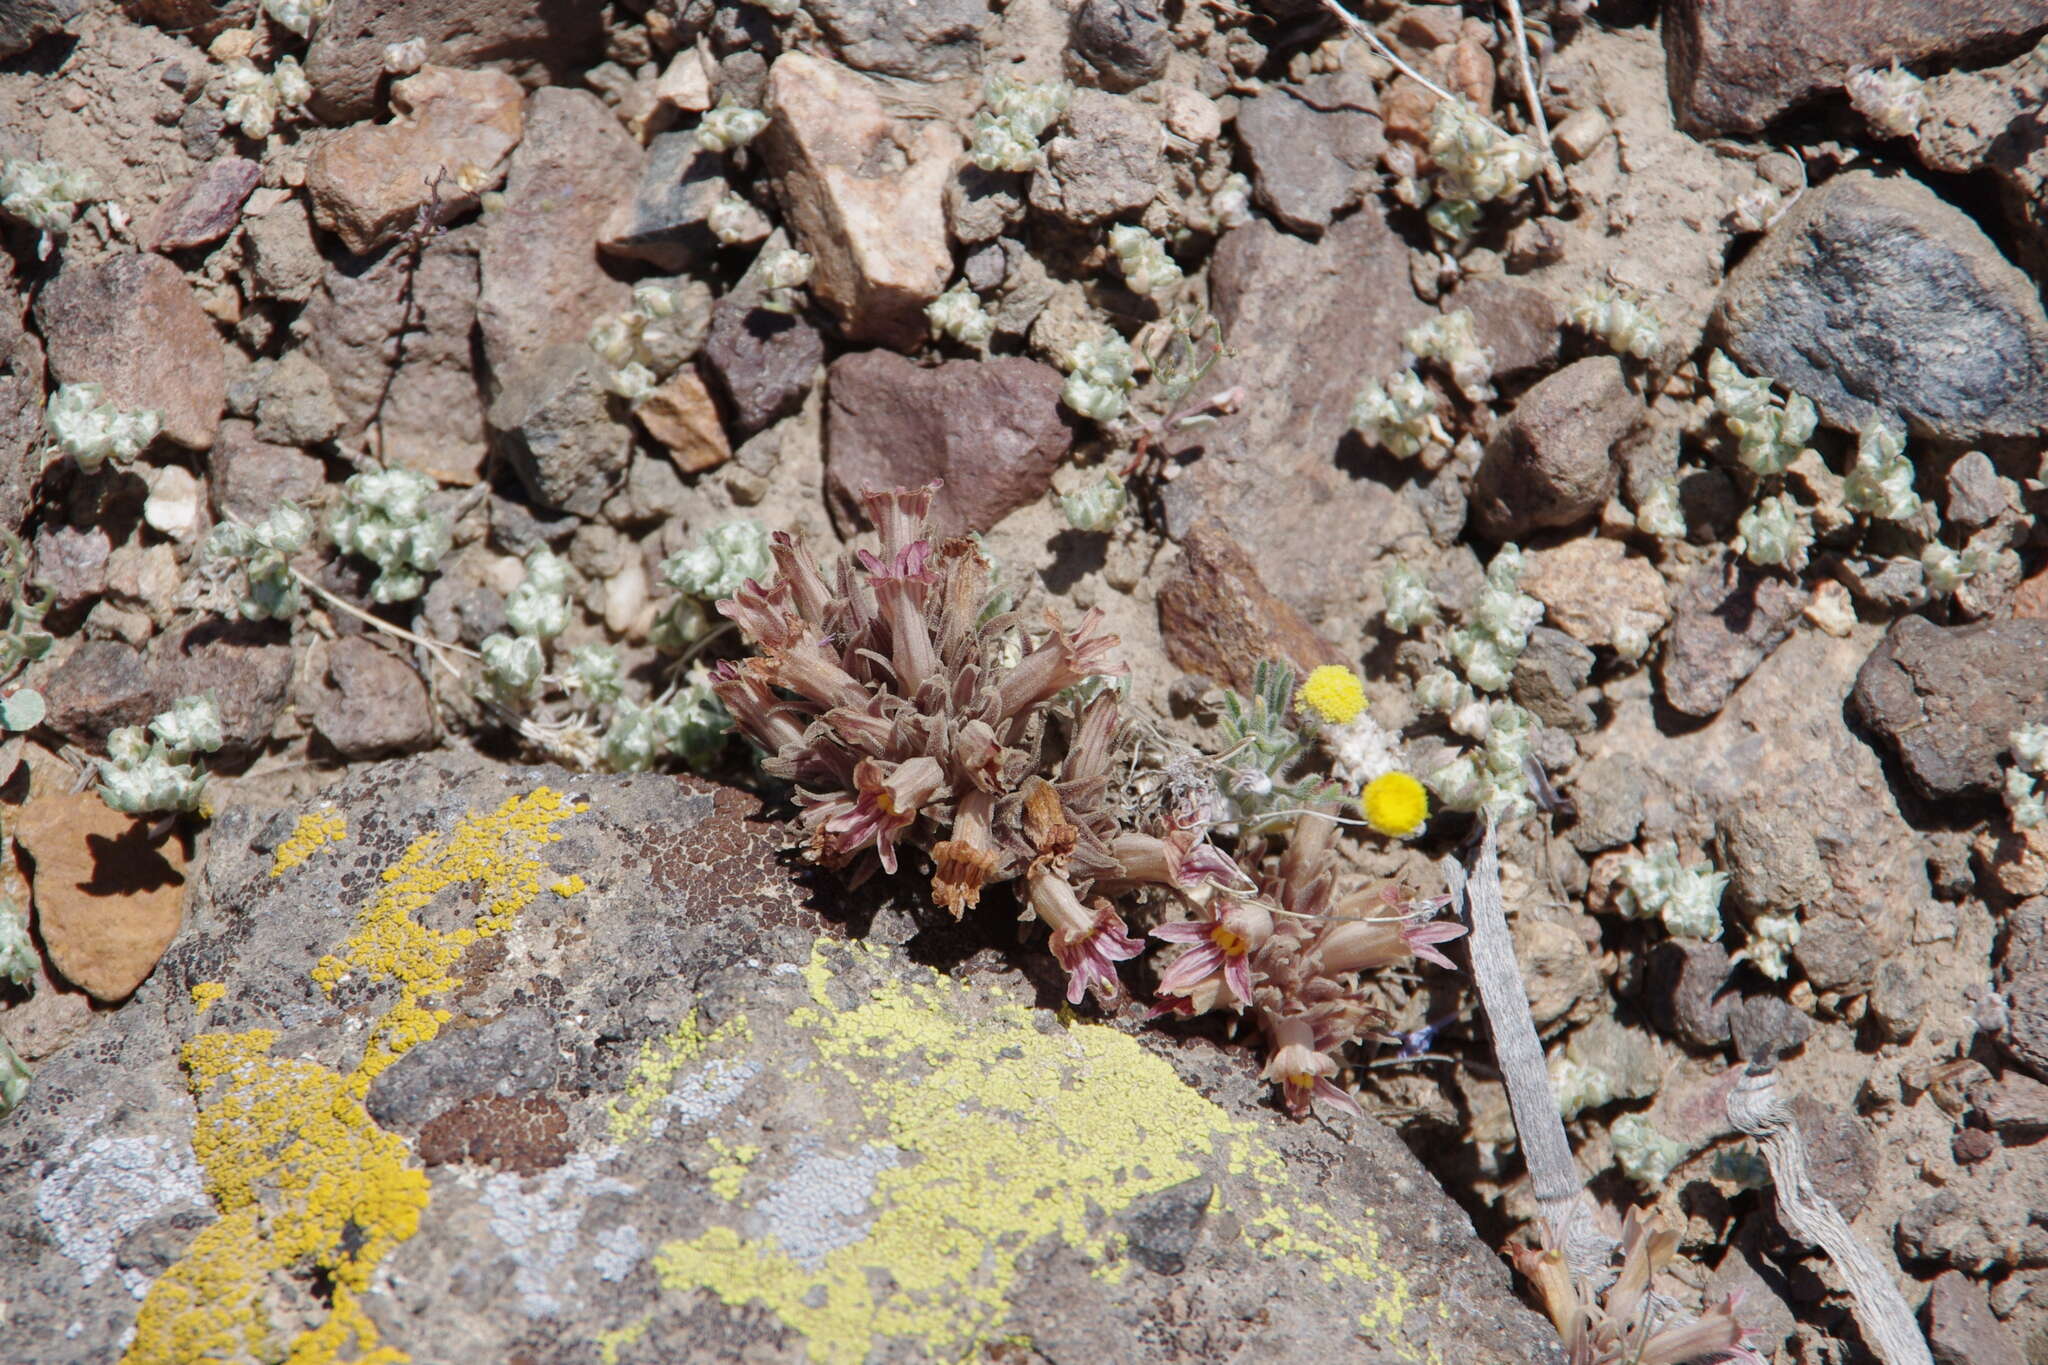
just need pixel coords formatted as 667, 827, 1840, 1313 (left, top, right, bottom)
1404, 309, 1494, 403
1568, 284, 1663, 361
926, 282, 994, 348
35, 1130, 209, 1295
698, 101, 769, 153
1350, 369, 1448, 459
1448, 545, 1543, 692
480, 1150, 637, 1319
755, 1140, 901, 1271
1059, 472, 1127, 532
1108, 224, 1183, 298
1059, 329, 1139, 424
1380, 559, 1438, 633
1707, 350, 1817, 476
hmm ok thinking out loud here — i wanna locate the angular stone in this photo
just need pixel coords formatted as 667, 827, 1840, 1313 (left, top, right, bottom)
1851, 616, 2048, 799
1157, 521, 1345, 695
302, 223, 489, 482
761, 53, 958, 349
44, 622, 294, 756
807, 0, 988, 81
478, 87, 638, 396
0, 0, 81, 58
1516, 916, 1600, 1029
1235, 74, 1384, 236
598, 130, 730, 273
241, 197, 324, 303
15, 792, 186, 1003
1975, 1070, 2048, 1139
1717, 803, 1831, 916
306, 637, 436, 759
306, 66, 524, 256
1658, 551, 1806, 719
700, 251, 827, 437
1115, 1176, 1210, 1275
304, 0, 606, 124
1664, 0, 2048, 135
208, 421, 327, 526
1520, 537, 1670, 654
1511, 627, 1595, 734
634, 365, 731, 474
1945, 450, 2018, 529
2004, 970, 2048, 1081
1869, 959, 1930, 1043
1713, 170, 2048, 442
1030, 88, 1164, 226
253, 349, 344, 447
1070, 0, 1172, 92
33, 523, 111, 615
824, 351, 1074, 539
1471, 357, 1637, 541
1563, 752, 1645, 855
146, 156, 260, 252
946, 166, 1027, 246
1442, 277, 1562, 380
1925, 1269, 2026, 1365
1728, 994, 1812, 1062
34, 253, 224, 450
1648, 939, 1734, 1049
0, 258, 44, 531
486, 344, 634, 518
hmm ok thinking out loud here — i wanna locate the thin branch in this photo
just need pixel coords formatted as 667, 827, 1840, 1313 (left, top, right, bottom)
1499, 0, 1566, 195
1318, 0, 1460, 106
291, 568, 477, 681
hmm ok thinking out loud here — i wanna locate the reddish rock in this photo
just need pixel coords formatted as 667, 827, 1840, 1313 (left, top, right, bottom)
1235, 73, 1384, 236
208, 420, 328, 525
304, 0, 605, 123
635, 366, 730, 474
700, 250, 827, 437
1441, 277, 1563, 379
32, 523, 111, 614
42, 621, 293, 755
34, 253, 225, 450
1658, 551, 1807, 720
307, 66, 524, 256
1520, 537, 1670, 652
15, 791, 186, 1003
1471, 357, 1639, 541
146, 156, 260, 252
1156, 520, 1344, 695
1924, 1269, 2025, 1365
1851, 616, 2048, 799
306, 636, 436, 759
824, 351, 1074, 539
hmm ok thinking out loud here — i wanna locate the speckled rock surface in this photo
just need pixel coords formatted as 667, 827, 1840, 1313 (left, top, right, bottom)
0, 754, 1561, 1365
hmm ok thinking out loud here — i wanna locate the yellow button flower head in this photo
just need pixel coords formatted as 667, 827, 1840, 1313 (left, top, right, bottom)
1296, 665, 1367, 726
1361, 772, 1429, 839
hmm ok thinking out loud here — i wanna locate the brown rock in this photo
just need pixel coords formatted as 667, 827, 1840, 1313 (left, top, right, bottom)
42, 622, 293, 755
634, 366, 730, 474
1441, 277, 1562, 380
208, 420, 327, 525
1514, 916, 1599, 1029
303, 0, 605, 124
1664, 0, 2048, 135
1028, 87, 1164, 227
1235, 73, 1384, 236
15, 791, 187, 1002
760, 52, 958, 349
146, 156, 261, 252
241, 196, 324, 303
1471, 357, 1638, 540
1519, 536, 1670, 653
1850, 615, 2048, 799
307, 636, 436, 759
478, 87, 637, 396
306, 66, 524, 256
1157, 520, 1344, 694
1924, 1269, 2025, 1365
34, 253, 225, 450
0, 256, 45, 531
699, 242, 827, 437
1974, 1070, 2048, 1140
824, 351, 1074, 538
1658, 551, 1806, 719
415, 1093, 573, 1175
33, 523, 111, 614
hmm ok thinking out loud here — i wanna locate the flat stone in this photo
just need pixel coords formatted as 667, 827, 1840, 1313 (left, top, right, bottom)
1716, 803, 1831, 916
253, 349, 344, 447
1471, 357, 1638, 541
15, 792, 185, 1003
1869, 958, 1930, 1043
146, 156, 260, 252
1115, 1176, 1210, 1275
1520, 536, 1670, 654
306, 636, 436, 759
208, 420, 327, 526
1511, 627, 1596, 734
1850, 616, 2048, 799
1975, 1070, 2048, 1139
1713, 170, 2048, 443
634, 365, 731, 475
0, 258, 44, 531
34, 253, 224, 451
1442, 277, 1562, 380
598, 131, 730, 273
0, 0, 81, 58
1235, 74, 1383, 236
1924, 1269, 2026, 1365
1648, 939, 1734, 1049
33, 523, 111, 615
1658, 551, 1807, 720
2004, 969, 2048, 1080
806, 0, 988, 81
478, 87, 638, 396
700, 245, 827, 437
241, 197, 324, 303
1563, 751, 1645, 855
1157, 520, 1345, 695
1029, 88, 1165, 226
761, 52, 959, 349
1945, 449, 2018, 529
486, 344, 635, 518
43, 622, 293, 756
303, 0, 606, 123
1069, 0, 1172, 92
1786, 1095, 1875, 1220
1664, 0, 2048, 135
824, 351, 1074, 538
307, 66, 524, 256
1516, 916, 1600, 1029
946, 166, 1027, 246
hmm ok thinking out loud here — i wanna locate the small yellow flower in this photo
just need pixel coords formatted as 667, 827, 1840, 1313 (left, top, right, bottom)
1361, 772, 1429, 839
1297, 665, 1367, 726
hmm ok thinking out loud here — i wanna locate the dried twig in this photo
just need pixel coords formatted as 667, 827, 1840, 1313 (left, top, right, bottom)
1499, 0, 1566, 195
1317, 0, 1461, 106
291, 567, 476, 682
1727, 1061, 1933, 1365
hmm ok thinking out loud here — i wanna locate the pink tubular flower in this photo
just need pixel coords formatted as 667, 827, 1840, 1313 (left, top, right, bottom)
995, 609, 1124, 722
710, 659, 807, 754
1261, 1016, 1361, 1118
1028, 863, 1142, 1004
857, 540, 938, 694
822, 756, 947, 874
1151, 898, 1274, 1010
1400, 919, 1467, 971
860, 483, 940, 564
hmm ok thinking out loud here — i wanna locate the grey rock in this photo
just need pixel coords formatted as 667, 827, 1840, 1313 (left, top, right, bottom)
700, 258, 827, 437
1511, 627, 1596, 733
1791, 911, 1881, 994
603, 451, 690, 529
1728, 994, 1811, 1062
598, 130, 729, 272
1235, 75, 1383, 235
178, 99, 225, 161
489, 493, 577, 558
1974, 1069, 2048, 1140
1897, 1175, 2048, 1272
1659, 551, 1807, 719
1028, 88, 1164, 225
1713, 170, 2048, 443
33, 524, 111, 615
0, 260, 44, 532
253, 350, 344, 447
807, 0, 987, 80
1564, 752, 1644, 855
1787, 1095, 1876, 1222
1835, 553, 1929, 614
1717, 804, 1830, 914
1663, 0, 2048, 135
963, 241, 1008, 292
2004, 969, 2048, 1081
42, 621, 292, 755
946, 166, 1027, 246
1070, 0, 1172, 93
419, 557, 509, 649
486, 344, 635, 518
1517, 916, 1601, 1030
303, 0, 606, 124
305, 636, 436, 759
0, 0, 80, 58
208, 421, 327, 526
1945, 450, 2017, 528
1850, 615, 2048, 799
1648, 939, 1734, 1049
34, 252, 225, 451
1704, 1248, 1798, 1359
1870, 959, 1930, 1043
0, 753, 1564, 1365
1442, 277, 1562, 380
1470, 357, 1638, 541
146, 156, 260, 252
241, 198, 324, 304
2004, 899, 2048, 981
825, 351, 1075, 538
1924, 1269, 2026, 1365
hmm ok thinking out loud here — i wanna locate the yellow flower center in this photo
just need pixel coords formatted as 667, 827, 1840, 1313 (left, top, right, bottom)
1361, 772, 1429, 839
1296, 665, 1367, 726
1211, 924, 1249, 956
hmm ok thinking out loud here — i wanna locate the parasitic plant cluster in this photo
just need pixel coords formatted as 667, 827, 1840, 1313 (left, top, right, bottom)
714, 485, 1465, 1117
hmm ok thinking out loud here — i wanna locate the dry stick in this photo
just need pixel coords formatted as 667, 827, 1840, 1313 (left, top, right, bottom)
1727, 1062, 1934, 1365
1442, 816, 1613, 1273
1318, 0, 1461, 106
1498, 0, 1565, 195
291, 568, 477, 681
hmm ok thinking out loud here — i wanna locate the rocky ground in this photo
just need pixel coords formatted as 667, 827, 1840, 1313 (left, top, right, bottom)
2, 1, 2047, 1363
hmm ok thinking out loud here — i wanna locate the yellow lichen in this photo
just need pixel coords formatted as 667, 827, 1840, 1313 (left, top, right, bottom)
126, 789, 584, 1365
608, 1011, 752, 1143
705, 1139, 760, 1201
652, 941, 1424, 1365
596, 1319, 650, 1365
551, 873, 587, 897
189, 982, 225, 1013
270, 808, 348, 877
